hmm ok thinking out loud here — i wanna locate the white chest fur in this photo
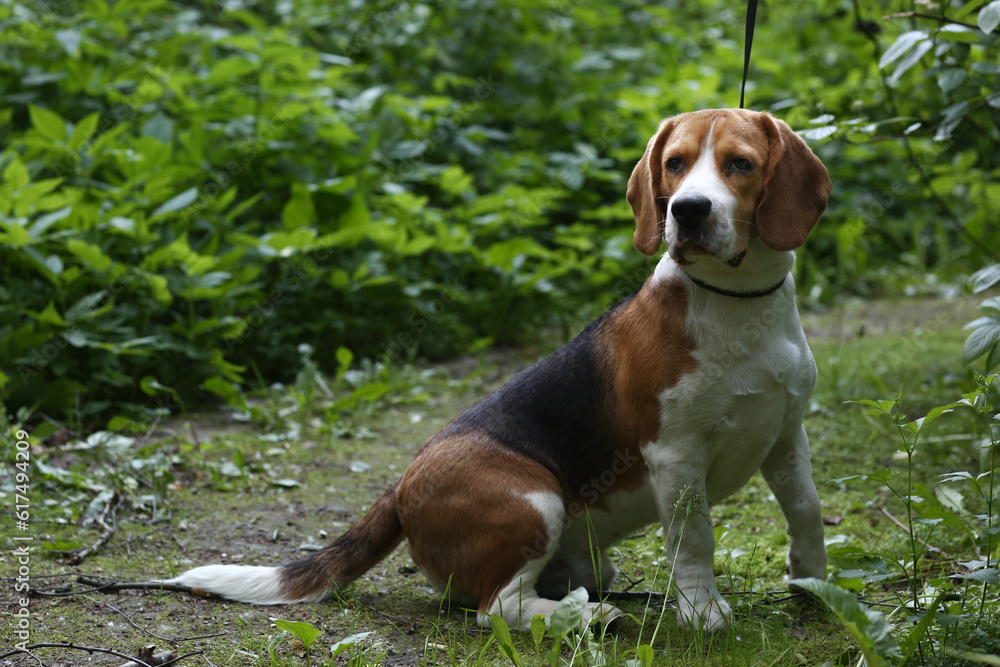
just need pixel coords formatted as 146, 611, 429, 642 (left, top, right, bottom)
652, 260, 816, 503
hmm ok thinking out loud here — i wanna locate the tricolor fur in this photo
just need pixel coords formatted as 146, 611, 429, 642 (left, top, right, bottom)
164, 109, 833, 633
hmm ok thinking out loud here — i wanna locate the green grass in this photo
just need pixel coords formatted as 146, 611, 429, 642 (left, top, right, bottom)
3, 294, 999, 666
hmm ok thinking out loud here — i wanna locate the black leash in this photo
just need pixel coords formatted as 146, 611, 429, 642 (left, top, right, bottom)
739, 0, 759, 109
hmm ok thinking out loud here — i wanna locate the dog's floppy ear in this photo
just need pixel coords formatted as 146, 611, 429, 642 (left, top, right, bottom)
755, 115, 832, 251
627, 119, 675, 256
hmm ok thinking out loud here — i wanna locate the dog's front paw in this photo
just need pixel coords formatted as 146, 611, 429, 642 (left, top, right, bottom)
676, 593, 731, 632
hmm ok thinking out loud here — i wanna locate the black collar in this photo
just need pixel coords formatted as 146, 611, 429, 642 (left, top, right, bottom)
685, 272, 786, 298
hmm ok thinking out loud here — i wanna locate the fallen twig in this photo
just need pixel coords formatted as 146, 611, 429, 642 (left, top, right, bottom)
76, 575, 208, 596
82, 594, 175, 644
65, 494, 119, 565
0, 643, 154, 666
117, 646, 177, 667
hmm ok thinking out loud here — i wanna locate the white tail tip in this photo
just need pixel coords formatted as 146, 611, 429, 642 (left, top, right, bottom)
162, 565, 289, 605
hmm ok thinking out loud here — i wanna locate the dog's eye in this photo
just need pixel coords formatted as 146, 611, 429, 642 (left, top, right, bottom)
731, 157, 754, 173
666, 157, 684, 173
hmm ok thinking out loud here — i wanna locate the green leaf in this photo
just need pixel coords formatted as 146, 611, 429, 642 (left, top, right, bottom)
271, 618, 321, 649
938, 24, 981, 42
485, 238, 550, 271
330, 631, 373, 658
336, 347, 353, 371
547, 586, 588, 638
0, 220, 32, 247
142, 112, 175, 144
66, 238, 112, 272
952, 568, 999, 583
635, 644, 654, 667
204, 376, 247, 409
964, 319, 1000, 364
971, 265, 1000, 294
4, 158, 30, 191
69, 113, 100, 151
151, 187, 199, 218
441, 165, 474, 196
530, 615, 546, 651
55, 29, 82, 57
33, 302, 67, 327
888, 39, 933, 85
978, 0, 1000, 34
489, 614, 522, 666
789, 578, 900, 666
935, 485, 965, 513
29, 105, 68, 142
879, 31, 928, 70
339, 193, 370, 228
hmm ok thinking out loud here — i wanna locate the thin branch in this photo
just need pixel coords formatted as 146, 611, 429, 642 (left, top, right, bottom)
173, 632, 227, 643
0, 644, 153, 667
82, 594, 175, 645
882, 11, 980, 31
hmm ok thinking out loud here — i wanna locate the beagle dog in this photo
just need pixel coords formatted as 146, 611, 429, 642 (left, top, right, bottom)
164, 108, 832, 633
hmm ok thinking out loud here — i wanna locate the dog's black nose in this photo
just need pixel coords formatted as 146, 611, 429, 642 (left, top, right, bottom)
671, 196, 712, 227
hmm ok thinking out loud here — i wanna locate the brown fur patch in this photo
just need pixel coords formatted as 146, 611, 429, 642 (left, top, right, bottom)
397, 434, 562, 611
598, 276, 697, 458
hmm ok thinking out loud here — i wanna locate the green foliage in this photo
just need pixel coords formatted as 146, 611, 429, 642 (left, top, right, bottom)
836, 377, 1000, 665
965, 265, 1000, 372
1, 0, 997, 424
272, 618, 322, 667
790, 577, 901, 667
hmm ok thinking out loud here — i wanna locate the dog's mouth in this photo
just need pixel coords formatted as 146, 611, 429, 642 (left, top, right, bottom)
669, 243, 746, 268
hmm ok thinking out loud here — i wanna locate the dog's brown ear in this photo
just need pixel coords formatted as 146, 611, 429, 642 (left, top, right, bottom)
755, 115, 833, 251
627, 119, 675, 256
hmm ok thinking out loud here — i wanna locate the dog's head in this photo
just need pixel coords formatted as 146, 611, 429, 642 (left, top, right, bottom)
627, 109, 832, 265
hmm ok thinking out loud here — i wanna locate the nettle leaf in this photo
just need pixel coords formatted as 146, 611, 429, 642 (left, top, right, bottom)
952, 568, 1000, 583
935, 485, 965, 513
789, 578, 900, 667
979, 0, 1000, 34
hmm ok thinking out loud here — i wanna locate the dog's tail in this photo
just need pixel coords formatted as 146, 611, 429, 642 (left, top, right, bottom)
161, 482, 403, 604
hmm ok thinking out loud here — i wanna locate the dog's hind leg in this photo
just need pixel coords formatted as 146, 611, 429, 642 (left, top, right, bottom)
473, 490, 623, 632
398, 439, 623, 632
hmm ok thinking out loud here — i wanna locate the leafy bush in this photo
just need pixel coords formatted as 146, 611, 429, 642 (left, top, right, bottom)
1, 0, 997, 424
